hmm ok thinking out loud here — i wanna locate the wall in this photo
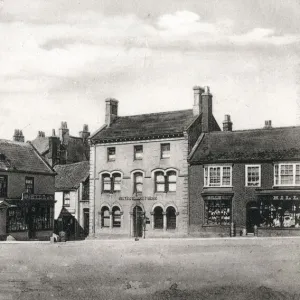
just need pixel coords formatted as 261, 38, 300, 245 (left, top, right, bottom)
90, 137, 189, 238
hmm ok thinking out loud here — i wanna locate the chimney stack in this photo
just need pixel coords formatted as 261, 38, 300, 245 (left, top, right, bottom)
79, 124, 90, 140
201, 86, 213, 132
38, 131, 45, 138
105, 98, 118, 127
13, 129, 25, 142
193, 86, 205, 116
223, 115, 233, 132
52, 129, 56, 136
59, 121, 69, 144
264, 120, 272, 129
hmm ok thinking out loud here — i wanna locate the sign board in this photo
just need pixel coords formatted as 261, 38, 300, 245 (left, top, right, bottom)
119, 196, 157, 201
272, 195, 300, 201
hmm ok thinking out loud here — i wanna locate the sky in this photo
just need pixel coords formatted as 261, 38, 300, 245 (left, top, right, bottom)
1, 0, 300, 140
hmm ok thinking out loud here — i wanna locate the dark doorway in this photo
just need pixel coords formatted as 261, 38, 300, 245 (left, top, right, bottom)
83, 208, 89, 237
28, 207, 36, 239
133, 206, 144, 238
246, 201, 260, 233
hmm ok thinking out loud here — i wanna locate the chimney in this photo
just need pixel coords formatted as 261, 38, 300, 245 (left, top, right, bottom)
201, 86, 213, 132
105, 98, 118, 127
264, 120, 272, 129
59, 121, 69, 144
79, 124, 90, 140
193, 86, 205, 116
223, 115, 233, 132
38, 131, 45, 138
13, 129, 25, 142
52, 129, 56, 136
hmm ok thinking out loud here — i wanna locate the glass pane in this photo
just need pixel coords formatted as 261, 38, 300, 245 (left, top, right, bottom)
156, 183, 165, 192
156, 175, 165, 183
280, 165, 293, 185
168, 183, 176, 192
136, 183, 143, 192
135, 175, 143, 183
114, 183, 121, 191
209, 167, 221, 186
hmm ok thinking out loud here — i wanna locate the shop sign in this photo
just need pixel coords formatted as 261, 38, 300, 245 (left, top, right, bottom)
273, 195, 300, 201
119, 196, 157, 201
22, 193, 55, 201
204, 195, 232, 201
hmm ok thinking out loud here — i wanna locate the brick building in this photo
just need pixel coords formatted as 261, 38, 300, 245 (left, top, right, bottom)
89, 86, 220, 238
188, 118, 300, 237
0, 132, 56, 241
54, 161, 90, 240
31, 122, 90, 167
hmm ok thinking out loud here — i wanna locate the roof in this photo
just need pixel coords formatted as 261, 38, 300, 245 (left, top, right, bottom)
0, 140, 55, 174
31, 137, 49, 155
54, 161, 89, 191
189, 126, 300, 163
91, 109, 198, 142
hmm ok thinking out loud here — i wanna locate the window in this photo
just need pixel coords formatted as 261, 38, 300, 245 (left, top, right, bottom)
102, 173, 122, 193
161, 143, 170, 159
63, 192, 70, 207
25, 177, 34, 194
259, 199, 300, 228
101, 207, 110, 227
112, 206, 121, 228
134, 145, 143, 160
166, 206, 176, 229
204, 166, 232, 187
154, 170, 177, 193
246, 165, 261, 187
82, 179, 89, 200
204, 200, 231, 226
133, 172, 143, 194
7, 208, 27, 231
154, 206, 163, 229
34, 206, 54, 230
274, 163, 300, 186
107, 147, 116, 161
0, 175, 7, 197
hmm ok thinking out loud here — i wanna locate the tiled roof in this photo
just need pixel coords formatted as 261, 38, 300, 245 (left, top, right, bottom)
31, 137, 49, 155
0, 140, 55, 174
189, 126, 300, 163
91, 110, 199, 142
54, 161, 89, 191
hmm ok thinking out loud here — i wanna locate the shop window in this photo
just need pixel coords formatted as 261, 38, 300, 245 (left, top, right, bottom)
25, 177, 34, 194
133, 172, 143, 194
204, 200, 231, 226
154, 206, 164, 229
7, 208, 28, 232
154, 170, 177, 193
204, 166, 232, 187
134, 145, 143, 160
274, 163, 300, 186
63, 192, 70, 207
161, 143, 170, 159
34, 206, 54, 230
101, 207, 110, 228
245, 165, 261, 187
112, 206, 121, 228
0, 175, 7, 197
166, 206, 176, 229
259, 199, 300, 228
107, 147, 116, 161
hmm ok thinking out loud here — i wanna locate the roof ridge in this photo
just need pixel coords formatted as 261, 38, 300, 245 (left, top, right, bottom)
117, 109, 192, 119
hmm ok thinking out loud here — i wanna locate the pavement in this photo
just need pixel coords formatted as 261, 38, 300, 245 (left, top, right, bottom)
0, 237, 299, 299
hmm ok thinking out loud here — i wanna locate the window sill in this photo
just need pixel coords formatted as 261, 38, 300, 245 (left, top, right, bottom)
202, 225, 231, 228
245, 185, 261, 188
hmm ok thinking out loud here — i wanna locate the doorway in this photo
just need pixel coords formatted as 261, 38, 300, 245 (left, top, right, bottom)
83, 208, 89, 237
246, 201, 260, 233
28, 206, 36, 239
133, 206, 144, 238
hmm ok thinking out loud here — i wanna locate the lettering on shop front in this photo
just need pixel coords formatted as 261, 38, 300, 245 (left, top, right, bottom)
273, 195, 300, 201
119, 196, 157, 201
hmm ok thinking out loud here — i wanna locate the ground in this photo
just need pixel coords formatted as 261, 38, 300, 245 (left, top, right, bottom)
0, 237, 299, 300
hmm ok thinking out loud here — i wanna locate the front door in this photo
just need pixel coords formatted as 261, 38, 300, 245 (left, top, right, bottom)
133, 206, 144, 238
246, 202, 260, 233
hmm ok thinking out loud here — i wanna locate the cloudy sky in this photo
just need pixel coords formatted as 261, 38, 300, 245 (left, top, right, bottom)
1, 0, 300, 140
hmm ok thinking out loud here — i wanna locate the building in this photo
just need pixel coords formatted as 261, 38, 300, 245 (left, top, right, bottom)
31, 122, 90, 167
88, 86, 220, 238
0, 132, 56, 241
188, 117, 300, 237
53, 161, 90, 239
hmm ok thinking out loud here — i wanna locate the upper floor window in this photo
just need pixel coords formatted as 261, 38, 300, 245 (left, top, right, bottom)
204, 166, 232, 187
245, 165, 261, 187
274, 163, 300, 186
82, 179, 89, 200
63, 192, 70, 207
0, 175, 7, 197
134, 145, 143, 160
161, 143, 170, 159
133, 172, 143, 194
107, 147, 116, 161
154, 170, 177, 192
25, 177, 34, 194
102, 173, 122, 193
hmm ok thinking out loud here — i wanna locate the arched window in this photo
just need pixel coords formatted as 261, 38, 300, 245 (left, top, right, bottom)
112, 173, 121, 192
167, 171, 177, 192
101, 206, 110, 228
155, 172, 165, 192
154, 206, 163, 229
112, 206, 121, 228
166, 206, 176, 229
102, 174, 111, 192
102, 173, 122, 193
134, 172, 143, 194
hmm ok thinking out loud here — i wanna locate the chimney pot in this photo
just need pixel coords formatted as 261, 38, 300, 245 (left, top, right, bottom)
201, 86, 213, 132
79, 124, 90, 140
223, 114, 233, 132
13, 129, 25, 142
264, 120, 272, 129
193, 85, 205, 116
52, 129, 56, 136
